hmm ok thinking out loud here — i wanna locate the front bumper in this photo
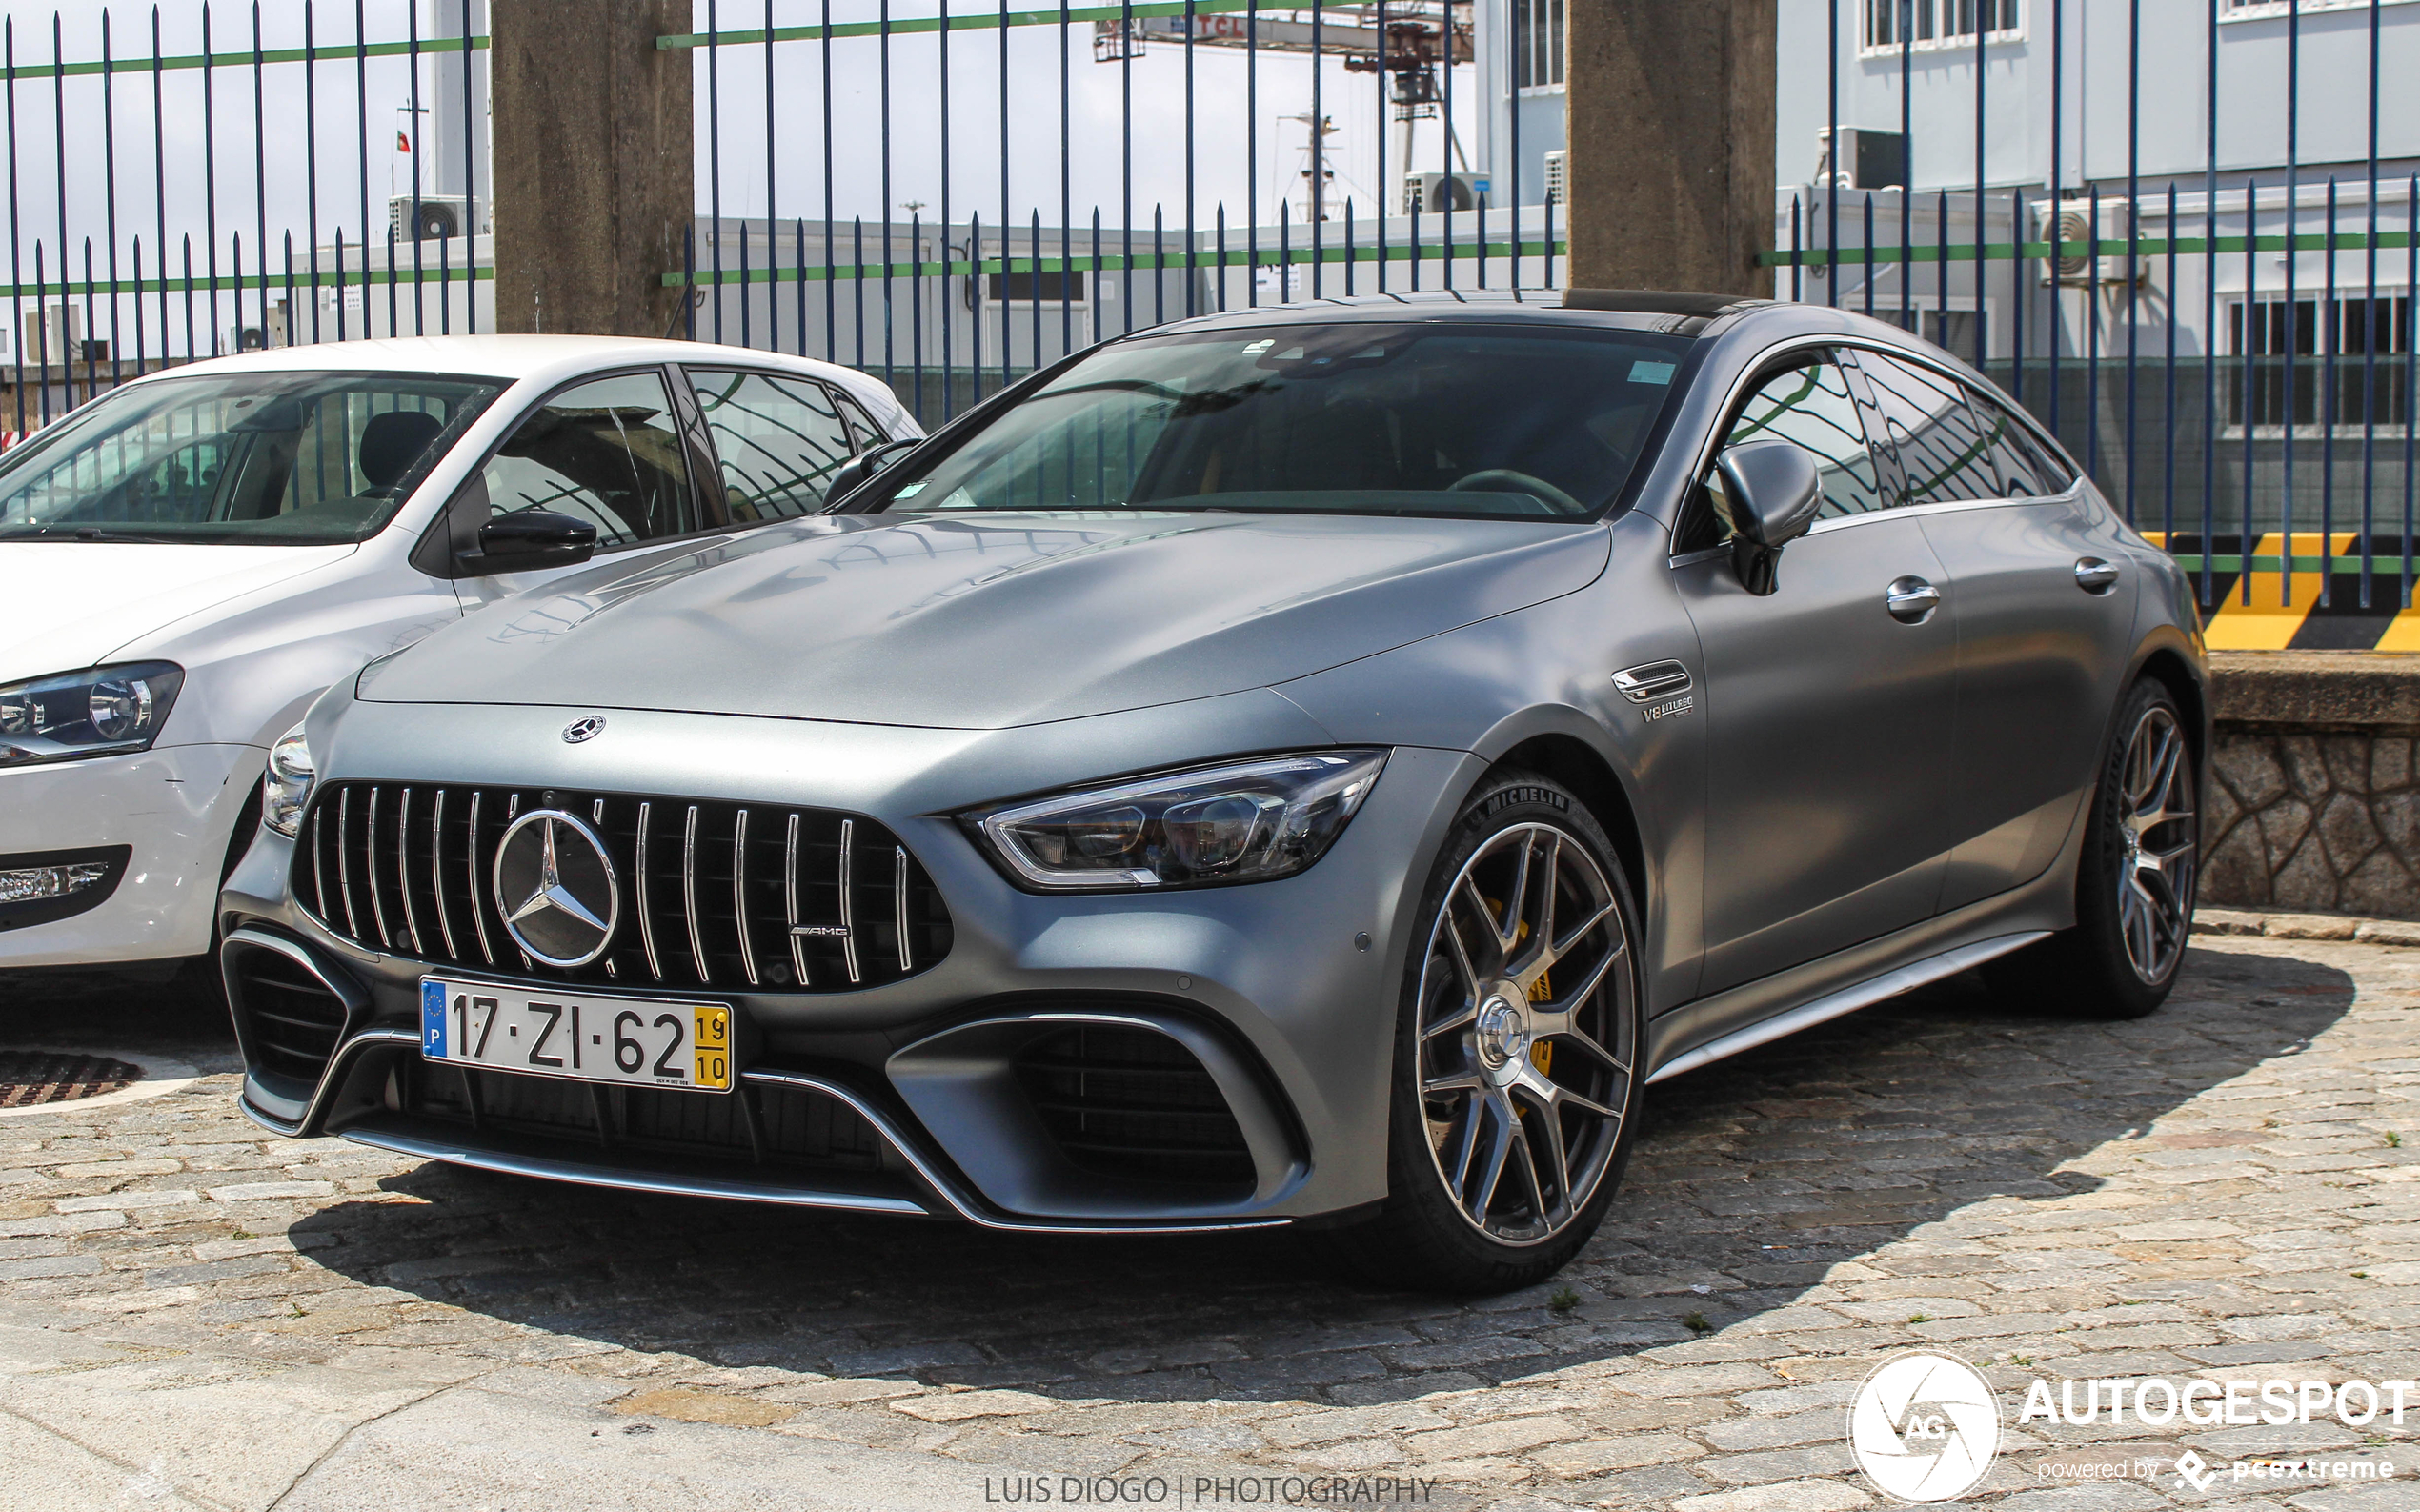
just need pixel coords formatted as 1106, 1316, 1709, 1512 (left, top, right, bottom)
0, 742, 257, 968
216, 694, 1480, 1229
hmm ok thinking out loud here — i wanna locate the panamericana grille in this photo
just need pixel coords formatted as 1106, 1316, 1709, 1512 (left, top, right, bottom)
1015, 1025, 1255, 1189
401, 1062, 884, 1173
292, 781, 952, 992
228, 947, 351, 1084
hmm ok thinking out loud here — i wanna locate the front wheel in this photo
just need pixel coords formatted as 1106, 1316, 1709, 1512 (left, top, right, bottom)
1322, 773, 1644, 1294
1986, 678, 2199, 1019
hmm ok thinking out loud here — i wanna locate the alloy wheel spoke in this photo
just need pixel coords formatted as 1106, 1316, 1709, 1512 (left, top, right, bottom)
1467, 1099, 1516, 1221
1422, 1001, 1481, 1042
1533, 935, 1624, 1011
1510, 1114, 1555, 1225
1440, 913, 1483, 995
1497, 837, 1535, 957
1457, 876, 1508, 972
1551, 1082, 1623, 1121
1443, 1094, 1483, 1193
1423, 1067, 1488, 1097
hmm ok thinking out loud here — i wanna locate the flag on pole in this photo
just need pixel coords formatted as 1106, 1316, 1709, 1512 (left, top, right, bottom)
396, 131, 412, 153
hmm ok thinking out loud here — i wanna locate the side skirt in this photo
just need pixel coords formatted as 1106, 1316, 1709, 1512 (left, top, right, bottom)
1643, 930, 2047, 1084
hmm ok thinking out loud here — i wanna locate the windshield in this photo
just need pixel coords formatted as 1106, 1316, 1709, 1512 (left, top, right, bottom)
0, 370, 504, 545
868, 322, 1694, 520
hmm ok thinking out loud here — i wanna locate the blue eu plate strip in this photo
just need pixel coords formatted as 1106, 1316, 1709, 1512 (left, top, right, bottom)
421, 981, 447, 1057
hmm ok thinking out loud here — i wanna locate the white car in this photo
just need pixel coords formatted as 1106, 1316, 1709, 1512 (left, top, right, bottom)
0, 334, 918, 975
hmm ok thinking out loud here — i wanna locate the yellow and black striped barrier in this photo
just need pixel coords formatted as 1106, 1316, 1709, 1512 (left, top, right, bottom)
2143, 534, 2420, 652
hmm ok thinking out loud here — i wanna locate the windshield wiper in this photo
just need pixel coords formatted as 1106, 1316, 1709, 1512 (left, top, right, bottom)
0, 525, 192, 544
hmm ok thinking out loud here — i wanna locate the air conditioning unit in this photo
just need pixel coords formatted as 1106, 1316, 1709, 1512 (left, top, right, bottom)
1543, 150, 1567, 207
1814, 126, 1906, 191
224, 305, 290, 353
19, 303, 79, 366
390, 193, 471, 242
2033, 198, 2140, 287
1403, 172, 1478, 215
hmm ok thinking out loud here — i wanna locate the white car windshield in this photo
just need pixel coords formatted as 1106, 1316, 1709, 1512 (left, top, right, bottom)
0, 370, 505, 545
867, 322, 1695, 520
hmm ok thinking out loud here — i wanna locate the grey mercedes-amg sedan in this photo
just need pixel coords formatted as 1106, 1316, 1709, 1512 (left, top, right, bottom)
218, 290, 2205, 1292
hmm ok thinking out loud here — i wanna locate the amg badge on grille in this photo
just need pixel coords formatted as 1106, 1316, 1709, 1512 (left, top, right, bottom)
492, 811, 621, 967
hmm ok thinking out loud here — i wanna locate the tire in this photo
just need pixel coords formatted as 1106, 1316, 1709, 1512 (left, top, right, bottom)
1985, 678, 2199, 1020
1320, 771, 1645, 1294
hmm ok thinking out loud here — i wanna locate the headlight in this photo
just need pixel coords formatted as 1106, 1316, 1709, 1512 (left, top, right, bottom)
261, 724, 315, 837
970, 749, 1389, 891
0, 662, 185, 767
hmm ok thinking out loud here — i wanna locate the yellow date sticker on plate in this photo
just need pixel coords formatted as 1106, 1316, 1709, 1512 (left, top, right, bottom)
693, 1004, 733, 1090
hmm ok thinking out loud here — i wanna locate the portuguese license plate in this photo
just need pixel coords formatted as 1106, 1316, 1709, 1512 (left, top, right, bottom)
419, 978, 734, 1093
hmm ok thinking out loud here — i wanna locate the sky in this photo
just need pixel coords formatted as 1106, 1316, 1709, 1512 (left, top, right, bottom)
0, 0, 1484, 355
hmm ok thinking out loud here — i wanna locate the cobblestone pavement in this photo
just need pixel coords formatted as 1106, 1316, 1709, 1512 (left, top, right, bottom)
2, 932, 2414, 1512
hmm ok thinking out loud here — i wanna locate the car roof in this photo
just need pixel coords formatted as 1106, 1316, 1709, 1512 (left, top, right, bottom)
1120, 288, 1791, 341
124, 333, 872, 388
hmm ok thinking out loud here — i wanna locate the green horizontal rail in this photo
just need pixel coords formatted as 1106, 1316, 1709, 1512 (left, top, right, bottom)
663, 238, 1569, 286
0, 266, 493, 300
1763, 229, 2420, 269
658, 0, 1277, 49
2168, 554, 2419, 575
1, 33, 484, 83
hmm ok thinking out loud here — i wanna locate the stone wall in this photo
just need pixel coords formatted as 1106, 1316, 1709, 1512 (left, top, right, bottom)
2199, 652, 2420, 919
2204, 728, 2420, 915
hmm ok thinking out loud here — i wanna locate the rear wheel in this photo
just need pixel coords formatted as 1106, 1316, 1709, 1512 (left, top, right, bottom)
1986, 678, 2198, 1020
1323, 773, 1644, 1294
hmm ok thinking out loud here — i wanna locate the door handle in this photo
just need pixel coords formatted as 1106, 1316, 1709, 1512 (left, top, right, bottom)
2075, 557, 2121, 594
1886, 575, 1942, 624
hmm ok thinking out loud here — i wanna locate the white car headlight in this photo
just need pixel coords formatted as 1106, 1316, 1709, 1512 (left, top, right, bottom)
261, 724, 315, 837
0, 662, 185, 767
970, 749, 1388, 891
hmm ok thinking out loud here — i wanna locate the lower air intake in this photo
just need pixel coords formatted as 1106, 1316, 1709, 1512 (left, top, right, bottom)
227, 946, 351, 1086
1015, 1024, 1256, 1189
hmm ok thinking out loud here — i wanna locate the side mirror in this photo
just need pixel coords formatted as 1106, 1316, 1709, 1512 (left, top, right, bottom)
460, 509, 598, 575
1715, 441, 1825, 596
822, 438, 922, 510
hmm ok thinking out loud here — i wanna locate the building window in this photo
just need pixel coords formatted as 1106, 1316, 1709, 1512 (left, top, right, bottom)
2222, 0, 2420, 20
1865, 0, 2020, 50
2229, 295, 2412, 429
1513, 0, 1563, 90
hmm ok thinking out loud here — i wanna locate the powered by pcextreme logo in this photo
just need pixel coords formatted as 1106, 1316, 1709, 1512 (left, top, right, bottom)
1846, 1352, 2002, 1503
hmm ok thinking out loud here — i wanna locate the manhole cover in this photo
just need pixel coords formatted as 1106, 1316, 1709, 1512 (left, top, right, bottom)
0, 1051, 145, 1108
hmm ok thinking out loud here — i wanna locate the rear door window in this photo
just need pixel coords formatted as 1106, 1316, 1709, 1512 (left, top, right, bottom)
477, 371, 699, 548
689, 369, 860, 519
1967, 388, 2075, 497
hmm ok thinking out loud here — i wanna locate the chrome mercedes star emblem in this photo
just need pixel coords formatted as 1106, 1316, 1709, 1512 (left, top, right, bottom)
562, 716, 606, 744
491, 810, 620, 967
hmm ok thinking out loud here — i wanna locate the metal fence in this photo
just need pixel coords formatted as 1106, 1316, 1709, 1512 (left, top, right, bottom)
0, 0, 1545, 429
1776, 0, 2420, 648
9, 1, 2420, 646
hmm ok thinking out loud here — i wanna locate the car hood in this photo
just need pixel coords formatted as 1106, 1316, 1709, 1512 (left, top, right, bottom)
0, 540, 360, 683
363, 512, 1611, 729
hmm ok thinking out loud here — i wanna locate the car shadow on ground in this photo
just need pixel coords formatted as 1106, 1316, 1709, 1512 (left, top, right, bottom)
287, 944, 2355, 1404
4, 963, 239, 1070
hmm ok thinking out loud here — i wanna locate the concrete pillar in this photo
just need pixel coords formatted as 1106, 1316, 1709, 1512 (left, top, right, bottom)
1563, 0, 1776, 297
490, 0, 692, 337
